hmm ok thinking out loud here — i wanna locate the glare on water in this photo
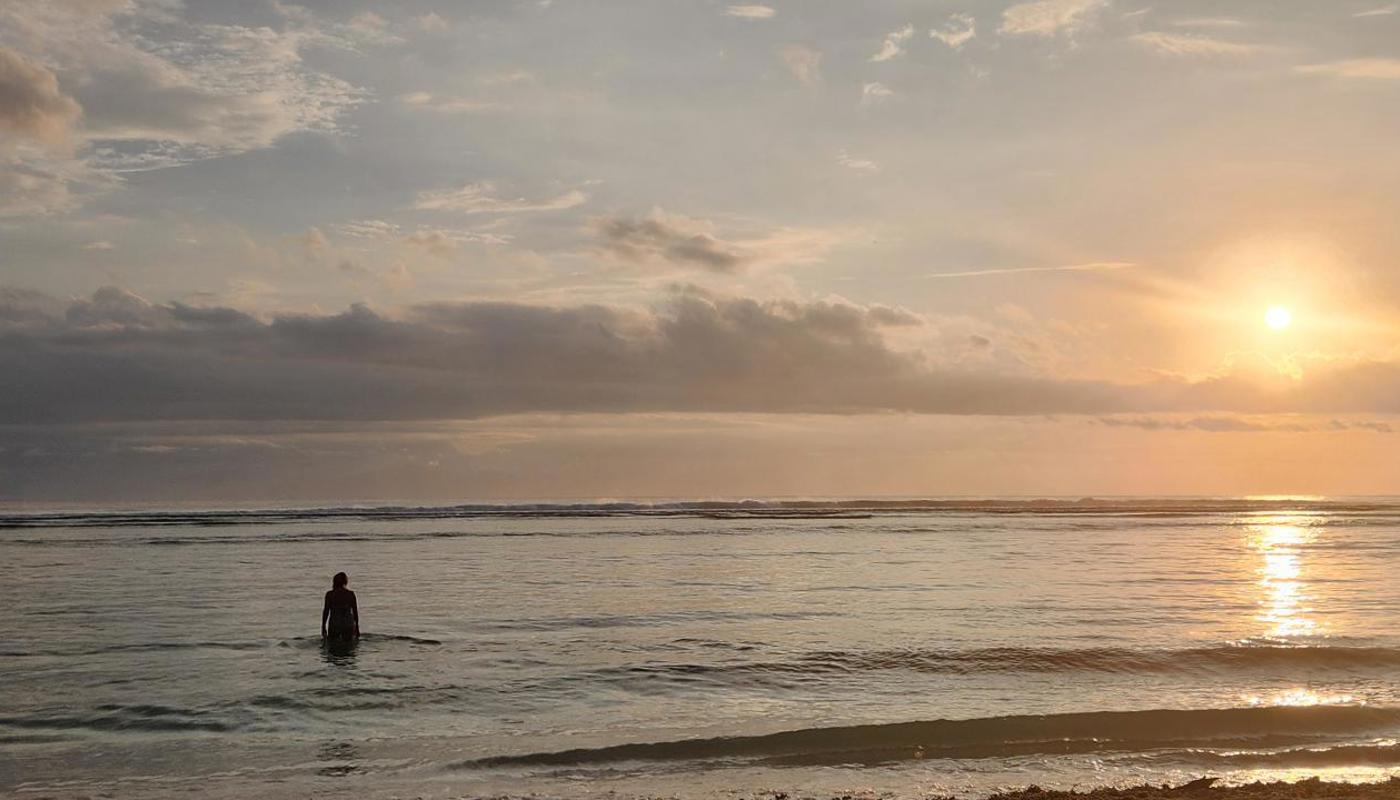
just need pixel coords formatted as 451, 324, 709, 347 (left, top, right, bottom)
1249, 519, 1320, 639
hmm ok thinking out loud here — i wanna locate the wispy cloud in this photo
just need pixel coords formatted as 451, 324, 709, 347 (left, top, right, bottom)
926, 262, 1133, 279
1354, 5, 1398, 17
1295, 58, 1400, 79
777, 44, 822, 86
837, 150, 879, 171
1096, 415, 1395, 434
400, 91, 499, 114
1000, 0, 1109, 37
931, 14, 977, 49
1170, 17, 1249, 28
1130, 31, 1269, 57
870, 24, 915, 62
861, 81, 894, 105
725, 5, 776, 19
414, 182, 588, 214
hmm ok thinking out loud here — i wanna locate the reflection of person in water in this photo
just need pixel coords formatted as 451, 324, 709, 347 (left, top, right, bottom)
321, 572, 360, 642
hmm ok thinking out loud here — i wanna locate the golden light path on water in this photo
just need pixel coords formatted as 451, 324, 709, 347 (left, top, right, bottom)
1243, 516, 1355, 708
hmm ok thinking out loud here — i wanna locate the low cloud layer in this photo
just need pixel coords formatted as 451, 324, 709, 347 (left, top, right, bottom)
10, 287, 1400, 427
0, 286, 1124, 424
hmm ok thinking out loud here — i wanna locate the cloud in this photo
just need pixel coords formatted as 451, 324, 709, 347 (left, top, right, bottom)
925, 262, 1133, 279
333, 219, 402, 239
1096, 415, 1394, 434
415, 12, 452, 32
0, 45, 82, 152
400, 91, 499, 114
0, 1, 367, 215
329, 219, 510, 253
403, 227, 511, 254
777, 44, 821, 86
0, 286, 1117, 424
1295, 58, 1400, 80
999, 0, 1109, 37
414, 181, 589, 214
931, 14, 977, 49
15, 287, 1400, 426
1170, 17, 1249, 28
861, 81, 894, 105
1354, 5, 1397, 17
1130, 31, 1269, 57
870, 24, 915, 62
0, 157, 80, 216
837, 150, 879, 171
595, 214, 746, 272
725, 5, 776, 19
592, 210, 844, 273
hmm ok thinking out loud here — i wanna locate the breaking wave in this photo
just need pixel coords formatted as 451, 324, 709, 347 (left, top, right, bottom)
463, 706, 1400, 768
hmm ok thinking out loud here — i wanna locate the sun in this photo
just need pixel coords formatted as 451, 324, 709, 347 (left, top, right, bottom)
1265, 305, 1293, 331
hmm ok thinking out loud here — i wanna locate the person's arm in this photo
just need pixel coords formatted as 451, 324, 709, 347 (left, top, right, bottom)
321, 592, 330, 639
351, 591, 360, 638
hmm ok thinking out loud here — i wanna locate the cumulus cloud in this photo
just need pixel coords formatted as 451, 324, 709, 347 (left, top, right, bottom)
870, 24, 914, 62
1130, 32, 1268, 57
931, 14, 977, 49
1295, 58, 1400, 80
414, 181, 588, 214
0, 45, 82, 151
592, 210, 845, 273
725, 5, 776, 19
999, 0, 1108, 37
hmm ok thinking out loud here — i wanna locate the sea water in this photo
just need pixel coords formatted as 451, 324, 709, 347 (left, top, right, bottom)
6, 498, 1400, 798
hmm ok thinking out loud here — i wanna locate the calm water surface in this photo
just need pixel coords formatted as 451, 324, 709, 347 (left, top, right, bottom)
6, 499, 1400, 798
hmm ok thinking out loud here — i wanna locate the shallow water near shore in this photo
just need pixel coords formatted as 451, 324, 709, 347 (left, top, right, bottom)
8, 498, 1400, 798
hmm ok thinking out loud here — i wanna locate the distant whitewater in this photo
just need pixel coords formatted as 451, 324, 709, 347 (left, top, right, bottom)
7, 498, 1400, 799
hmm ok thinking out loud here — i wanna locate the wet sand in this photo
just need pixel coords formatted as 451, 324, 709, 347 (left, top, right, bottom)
971, 779, 1400, 800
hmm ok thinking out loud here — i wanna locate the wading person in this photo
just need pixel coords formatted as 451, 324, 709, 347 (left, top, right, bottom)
321, 572, 360, 642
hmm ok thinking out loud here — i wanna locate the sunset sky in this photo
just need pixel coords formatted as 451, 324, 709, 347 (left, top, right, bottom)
4, 0, 1400, 501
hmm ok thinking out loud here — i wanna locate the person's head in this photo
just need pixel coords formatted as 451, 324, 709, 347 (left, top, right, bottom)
333, 572, 348, 589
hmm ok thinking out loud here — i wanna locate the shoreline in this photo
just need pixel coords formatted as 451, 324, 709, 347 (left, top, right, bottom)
970, 779, 1400, 800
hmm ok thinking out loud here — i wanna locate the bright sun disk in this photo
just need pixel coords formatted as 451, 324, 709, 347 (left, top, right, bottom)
1265, 306, 1293, 330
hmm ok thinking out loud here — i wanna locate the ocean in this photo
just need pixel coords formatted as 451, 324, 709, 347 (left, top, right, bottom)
6, 498, 1400, 799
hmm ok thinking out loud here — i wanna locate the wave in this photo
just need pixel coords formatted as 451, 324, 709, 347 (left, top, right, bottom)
5, 497, 1400, 529
590, 645, 1400, 684
5, 632, 442, 659
462, 706, 1400, 768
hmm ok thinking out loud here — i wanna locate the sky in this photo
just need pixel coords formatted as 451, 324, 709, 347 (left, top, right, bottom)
3, 0, 1400, 502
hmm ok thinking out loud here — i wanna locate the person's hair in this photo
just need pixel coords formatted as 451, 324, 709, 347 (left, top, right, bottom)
333, 572, 348, 589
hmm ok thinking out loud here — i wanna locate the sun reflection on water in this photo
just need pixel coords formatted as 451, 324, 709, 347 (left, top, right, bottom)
1249, 520, 1320, 639
1243, 688, 1357, 707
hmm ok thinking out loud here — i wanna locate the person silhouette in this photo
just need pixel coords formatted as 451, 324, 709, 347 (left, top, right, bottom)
321, 572, 360, 642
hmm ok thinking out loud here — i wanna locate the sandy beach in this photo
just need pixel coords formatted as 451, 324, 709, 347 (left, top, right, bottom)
974, 779, 1400, 800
